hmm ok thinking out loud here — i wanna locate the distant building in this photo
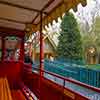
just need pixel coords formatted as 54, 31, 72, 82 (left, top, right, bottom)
32, 36, 56, 62
85, 45, 98, 64
85, 16, 100, 64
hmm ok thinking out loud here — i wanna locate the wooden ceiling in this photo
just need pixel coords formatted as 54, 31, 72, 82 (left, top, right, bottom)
0, 0, 87, 31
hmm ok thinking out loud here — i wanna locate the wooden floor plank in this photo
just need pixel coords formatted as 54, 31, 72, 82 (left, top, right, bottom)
0, 78, 12, 100
0, 78, 26, 100
11, 90, 26, 100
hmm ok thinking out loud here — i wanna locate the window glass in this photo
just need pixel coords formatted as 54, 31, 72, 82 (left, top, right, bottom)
4, 36, 21, 61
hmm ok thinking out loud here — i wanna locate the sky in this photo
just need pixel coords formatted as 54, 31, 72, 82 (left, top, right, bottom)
71, 0, 100, 30
46, 0, 100, 34
30, 0, 100, 45
43, 0, 100, 45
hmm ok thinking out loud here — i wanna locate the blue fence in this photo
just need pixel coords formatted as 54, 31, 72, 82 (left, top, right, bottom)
44, 60, 100, 88
32, 60, 100, 88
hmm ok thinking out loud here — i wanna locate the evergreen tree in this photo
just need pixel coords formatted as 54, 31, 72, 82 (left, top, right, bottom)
57, 12, 82, 60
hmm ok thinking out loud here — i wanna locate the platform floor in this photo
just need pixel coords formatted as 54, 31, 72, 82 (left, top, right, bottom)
0, 78, 26, 100
11, 90, 26, 100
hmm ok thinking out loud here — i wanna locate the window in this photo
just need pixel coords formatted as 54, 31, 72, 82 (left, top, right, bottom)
4, 36, 21, 61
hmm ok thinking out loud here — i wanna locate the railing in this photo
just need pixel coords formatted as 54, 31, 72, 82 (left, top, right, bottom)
42, 60, 100, 87
32, 66, 100, 100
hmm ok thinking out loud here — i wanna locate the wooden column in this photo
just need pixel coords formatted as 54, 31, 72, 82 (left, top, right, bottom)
19, 35, 24, 62
39, 11, 44, 100
40, 12, 44, 76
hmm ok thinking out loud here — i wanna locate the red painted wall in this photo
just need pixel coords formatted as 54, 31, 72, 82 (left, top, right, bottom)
23, 72, 89, 100
0, 61, 23, 88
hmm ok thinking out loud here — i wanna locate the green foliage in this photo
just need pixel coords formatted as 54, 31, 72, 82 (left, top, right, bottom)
82, 17, 100, 51
57, 12, 82, 60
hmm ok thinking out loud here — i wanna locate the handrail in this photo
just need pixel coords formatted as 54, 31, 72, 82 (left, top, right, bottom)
32, 67, 100, 93
24, 63, 100, 99
32, 67, 90, 99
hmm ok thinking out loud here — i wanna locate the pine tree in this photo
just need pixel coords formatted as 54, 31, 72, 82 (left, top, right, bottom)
57, 12, 82, 60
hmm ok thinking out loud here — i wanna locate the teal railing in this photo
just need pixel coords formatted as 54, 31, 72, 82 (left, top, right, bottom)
32, 59, 100, 88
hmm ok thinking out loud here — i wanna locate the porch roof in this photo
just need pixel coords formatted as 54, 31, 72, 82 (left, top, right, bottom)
0, 0, 87, 32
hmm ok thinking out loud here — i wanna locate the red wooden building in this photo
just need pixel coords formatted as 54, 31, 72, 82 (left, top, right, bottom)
0, 0, 100, 100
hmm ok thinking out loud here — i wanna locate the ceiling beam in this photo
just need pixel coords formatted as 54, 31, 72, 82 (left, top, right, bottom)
32, 0, 55, 24
41, 0, 55, 11
0, 1, 47, 14
32, 14, 39, 24
36, 1, 63, 26
0, 26, 25, 34
0, 17, 29, 24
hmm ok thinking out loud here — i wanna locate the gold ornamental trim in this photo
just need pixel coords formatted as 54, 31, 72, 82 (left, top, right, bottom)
26, 0, 87, 35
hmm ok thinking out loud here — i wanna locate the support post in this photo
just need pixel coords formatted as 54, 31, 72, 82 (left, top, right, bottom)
39, 11, 44, 100
40, 12, 44, 76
